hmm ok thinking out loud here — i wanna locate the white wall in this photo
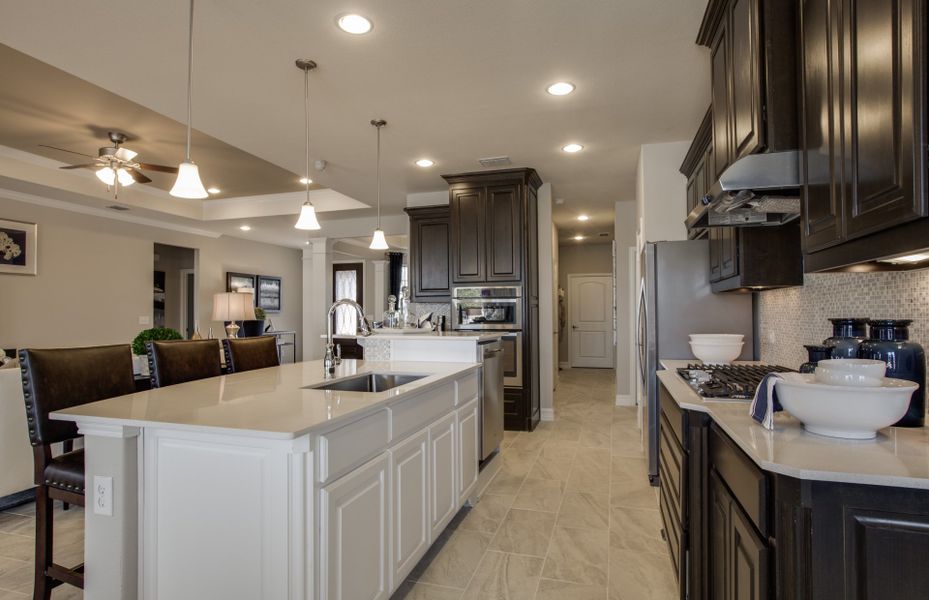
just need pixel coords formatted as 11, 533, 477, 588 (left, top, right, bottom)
406, 191, 448, 207
635, 141, 691, 244
614, 201, 637, 403
536, 183, 555, 420
557, 242, 615, 363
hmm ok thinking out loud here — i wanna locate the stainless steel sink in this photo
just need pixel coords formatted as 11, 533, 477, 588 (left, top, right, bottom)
307, 373, 427, 393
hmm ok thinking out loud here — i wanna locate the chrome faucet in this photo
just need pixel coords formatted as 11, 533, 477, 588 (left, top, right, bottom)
325, 299, 373, 375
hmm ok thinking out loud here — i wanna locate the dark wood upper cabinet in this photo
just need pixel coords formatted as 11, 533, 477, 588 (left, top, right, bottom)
405, 205, 452, 302
682, 107, 713, 240
449, 187, 486, 283
485, 184, 522, 281
729, 0, 764, 161
801, 0, 929, 271
710, 26, 732, 180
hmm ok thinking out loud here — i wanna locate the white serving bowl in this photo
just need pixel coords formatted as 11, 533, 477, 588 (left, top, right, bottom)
689, 340, 743, 364
816, 359, 887, 378
775, 374, 918, 439
814, 366, 884, 388
689, 334, 745, 343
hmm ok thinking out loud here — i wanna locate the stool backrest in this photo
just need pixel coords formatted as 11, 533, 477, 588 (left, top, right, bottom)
147, 339, 222, 388
19, 344, 135, 446
222, 336, 280, 373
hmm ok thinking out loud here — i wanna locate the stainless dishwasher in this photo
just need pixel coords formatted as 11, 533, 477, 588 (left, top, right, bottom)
479, 338, 504, 462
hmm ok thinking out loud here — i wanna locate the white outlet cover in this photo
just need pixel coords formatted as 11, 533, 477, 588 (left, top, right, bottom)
93, 475, 113, 516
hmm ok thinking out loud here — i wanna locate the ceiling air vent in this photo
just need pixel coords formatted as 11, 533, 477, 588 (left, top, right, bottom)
478, 156, 511, 168
598, 232, 609, 237
106, 205, 130, 211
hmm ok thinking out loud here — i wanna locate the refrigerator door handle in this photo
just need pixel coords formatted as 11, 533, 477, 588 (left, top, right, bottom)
636, 278, 647, 385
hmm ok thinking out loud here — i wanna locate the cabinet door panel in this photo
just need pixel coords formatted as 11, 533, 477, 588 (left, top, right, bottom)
429, 412, 458, 539
709, 228, 723, 282
457, 398, 480, 505
709, 473, 731, 600
451, 188, 486, 283
731, 502, 768, 600
720, 227, 739, 280
711, 25, 732, 179
730, 0, 765, 159
486, 184, 522, 281
411, 215, 451, 300
844, 0, 926, 239
391, 430, 430, 584
320, 453, 390, 600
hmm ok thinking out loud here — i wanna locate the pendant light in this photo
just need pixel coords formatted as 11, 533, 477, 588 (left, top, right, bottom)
294, 59, 322, 230
170, 0, 209, 199
369, 119, 389, 250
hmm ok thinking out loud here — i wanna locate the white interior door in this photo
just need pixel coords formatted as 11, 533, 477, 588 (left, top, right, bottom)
569, 274, 615, 368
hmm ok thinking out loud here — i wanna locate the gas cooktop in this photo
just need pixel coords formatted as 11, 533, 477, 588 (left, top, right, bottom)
677, 363, 794, 400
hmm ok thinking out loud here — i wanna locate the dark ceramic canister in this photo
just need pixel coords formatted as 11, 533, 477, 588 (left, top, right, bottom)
824, 318, 870, 359
800, 344, 834, 374
858, 319, 926, 428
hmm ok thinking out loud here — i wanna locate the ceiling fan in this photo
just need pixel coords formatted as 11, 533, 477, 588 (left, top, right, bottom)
40, 131, 179, 197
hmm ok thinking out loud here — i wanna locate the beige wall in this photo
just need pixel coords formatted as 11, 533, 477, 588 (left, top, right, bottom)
1, 195, 303, 359
557, 242, 614, 362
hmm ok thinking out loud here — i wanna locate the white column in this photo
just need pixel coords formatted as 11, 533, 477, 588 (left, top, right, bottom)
537, 183, 555, 421
80, 424, 141, 600
303, 238, 333, 360
372, 260, 388, 320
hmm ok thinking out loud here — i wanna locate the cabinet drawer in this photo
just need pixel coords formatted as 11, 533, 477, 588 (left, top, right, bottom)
456, 372, 479, 405
390, 384, 455, 443
659, 384, 687, 447
658, 416, 686, 520
658, 477, 684, 581
318, 409, 390, 484
709, 423, 768, 536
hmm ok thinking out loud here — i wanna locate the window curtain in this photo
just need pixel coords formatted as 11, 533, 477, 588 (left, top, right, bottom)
388, 252, 404, 298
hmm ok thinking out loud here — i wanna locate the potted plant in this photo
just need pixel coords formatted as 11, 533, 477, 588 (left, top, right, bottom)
240, 307, 267, 337
131, 327, 183, 375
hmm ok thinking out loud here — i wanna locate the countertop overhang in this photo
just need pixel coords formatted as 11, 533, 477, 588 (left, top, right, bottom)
52, 360, 479, 440
326, 331, 504, 342
659, 360, 929, 490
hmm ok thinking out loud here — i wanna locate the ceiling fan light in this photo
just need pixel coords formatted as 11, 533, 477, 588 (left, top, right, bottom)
170, 160, 209, 199
116, 168, 136, 187
369, 228, 389, 250
294, 201, 321, 230
95, 167, 116, 185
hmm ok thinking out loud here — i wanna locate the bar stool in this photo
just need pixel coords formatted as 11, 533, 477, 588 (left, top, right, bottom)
222, 336, 280, 373
18, 344, 135, 599
146, 339, 222, 388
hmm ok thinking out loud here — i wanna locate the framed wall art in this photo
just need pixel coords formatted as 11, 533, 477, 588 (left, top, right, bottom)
256, 275, 282, 312
226, 272, 256, 295
0, 219, 37, 276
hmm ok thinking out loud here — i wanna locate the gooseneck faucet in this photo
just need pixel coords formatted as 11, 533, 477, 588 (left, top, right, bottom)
325, 299, 373, 375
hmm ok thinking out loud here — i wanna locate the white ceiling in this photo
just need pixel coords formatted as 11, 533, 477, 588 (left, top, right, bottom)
0, 0, 710, 242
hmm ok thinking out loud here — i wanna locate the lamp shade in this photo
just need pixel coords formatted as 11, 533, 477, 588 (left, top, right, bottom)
369, 228, 389, 250
294, 201, 321, 230
96, 167, 116, 185
116, 168, 136, 187
211, 291, 256, 322
170, 160, 209, 199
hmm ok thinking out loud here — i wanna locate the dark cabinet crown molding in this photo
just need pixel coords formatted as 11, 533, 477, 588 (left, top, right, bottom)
442, 167, 542, 190
697, 0, 728, 46
680, 107, 713, 176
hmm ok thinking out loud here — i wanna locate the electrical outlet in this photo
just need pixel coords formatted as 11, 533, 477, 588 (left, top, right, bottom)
94, 476, 113, 516
138, 315, 150, 325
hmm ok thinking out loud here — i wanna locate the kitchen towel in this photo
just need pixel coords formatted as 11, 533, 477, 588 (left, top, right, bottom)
750, 372, 786, 430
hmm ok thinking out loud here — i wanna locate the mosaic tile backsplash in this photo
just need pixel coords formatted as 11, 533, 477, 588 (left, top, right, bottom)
757, 271, 929, 373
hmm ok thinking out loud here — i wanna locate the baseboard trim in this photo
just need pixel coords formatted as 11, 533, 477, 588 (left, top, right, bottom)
0, 488, 36, 512
615, 394, 635, 407
559, 362, 570, 369
540, 408, 555, 421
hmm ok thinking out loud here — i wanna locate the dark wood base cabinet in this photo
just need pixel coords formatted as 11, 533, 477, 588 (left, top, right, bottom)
658, 381, 929, 600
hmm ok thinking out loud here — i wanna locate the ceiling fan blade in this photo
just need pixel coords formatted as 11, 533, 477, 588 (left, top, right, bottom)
136, 162, 179, 174
59, 163, 100, 170
39, 144, 96, 158
127, 168, 152, 184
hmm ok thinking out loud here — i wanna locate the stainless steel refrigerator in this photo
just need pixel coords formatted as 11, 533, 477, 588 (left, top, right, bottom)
636, 240, 754, 484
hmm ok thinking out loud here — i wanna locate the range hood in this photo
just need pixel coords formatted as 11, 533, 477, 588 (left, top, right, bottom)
686, 151, 801, 230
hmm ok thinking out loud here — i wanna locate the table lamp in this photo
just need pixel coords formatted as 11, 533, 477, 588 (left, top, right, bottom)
212, 291, 256, 338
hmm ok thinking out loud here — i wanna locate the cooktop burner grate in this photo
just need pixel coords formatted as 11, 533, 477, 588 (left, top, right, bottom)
677, 363, 794, 399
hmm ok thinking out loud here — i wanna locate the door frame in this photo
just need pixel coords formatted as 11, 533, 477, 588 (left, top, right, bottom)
567, 272, 615, 368
179, 268, 197, 339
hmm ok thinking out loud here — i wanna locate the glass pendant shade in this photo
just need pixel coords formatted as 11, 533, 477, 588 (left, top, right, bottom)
369, 228, 389, 250
116, 168, 136, 187
170, 161, 209, 199
295, 201, 322, 230
95, 167, 116, 185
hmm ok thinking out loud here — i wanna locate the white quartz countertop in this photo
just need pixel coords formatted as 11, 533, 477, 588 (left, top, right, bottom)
327, 331, 504, 342
658, 360, 929, 490
52, 360, 479, 440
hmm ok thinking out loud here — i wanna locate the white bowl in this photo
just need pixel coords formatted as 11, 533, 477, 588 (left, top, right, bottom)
775, 374, 918, 439
689, 340, 743, 364
815, 359, 887, 378
814, 366, 884, 387
689, 334, 744, 342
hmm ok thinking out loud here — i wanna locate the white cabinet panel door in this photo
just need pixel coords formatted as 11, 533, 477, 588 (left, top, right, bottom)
391, 429, 430, 585
320, 452, 390, 600
457, 397, 480, 505
429, 412, 458, 539
569, 275, 615, 368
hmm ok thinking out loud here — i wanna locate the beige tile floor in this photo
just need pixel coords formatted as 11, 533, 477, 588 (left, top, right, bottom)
0, 368, 675, 600
394, 368, 678, 600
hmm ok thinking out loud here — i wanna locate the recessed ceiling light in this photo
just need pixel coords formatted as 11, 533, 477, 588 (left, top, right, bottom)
562, 143, 584, 153
337, 14, 372, 34
239, 225, 252, 231
415, 158, 435, 168
573, 235, 585, 241
207, 187, 221, 194
547, 82, 575, 96
299, 177, 313, 185
577, 214, 590, 221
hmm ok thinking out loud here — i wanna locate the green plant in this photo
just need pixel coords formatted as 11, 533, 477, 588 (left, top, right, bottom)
132, 327, 183, 355
253, 307, 267, 320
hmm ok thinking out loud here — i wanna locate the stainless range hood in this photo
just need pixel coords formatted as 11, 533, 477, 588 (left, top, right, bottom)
686, 151, 801, 229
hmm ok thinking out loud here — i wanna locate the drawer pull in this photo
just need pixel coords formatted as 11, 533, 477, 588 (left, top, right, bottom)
660, 528, 668, 542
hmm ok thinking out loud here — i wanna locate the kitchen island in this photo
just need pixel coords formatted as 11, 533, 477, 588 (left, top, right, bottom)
656, 361, 929, 600
52, 359, 482, 600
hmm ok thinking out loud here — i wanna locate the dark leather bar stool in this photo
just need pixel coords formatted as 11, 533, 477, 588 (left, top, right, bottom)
222, 336, 280, 373
18, 344, 135, 599
146, 339, 222, 388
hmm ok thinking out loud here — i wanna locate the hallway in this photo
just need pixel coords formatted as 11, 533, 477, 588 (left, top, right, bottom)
394, 368, 677, 599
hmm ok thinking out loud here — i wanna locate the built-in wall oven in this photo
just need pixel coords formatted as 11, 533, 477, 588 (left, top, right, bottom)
452, 287, 523, 388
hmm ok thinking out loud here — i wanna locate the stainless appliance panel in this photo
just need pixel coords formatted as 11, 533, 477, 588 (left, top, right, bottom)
452, 298, 523, 330
480, 339, 504, 461
499, 332, 523, 388
639, 240, 754, 484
